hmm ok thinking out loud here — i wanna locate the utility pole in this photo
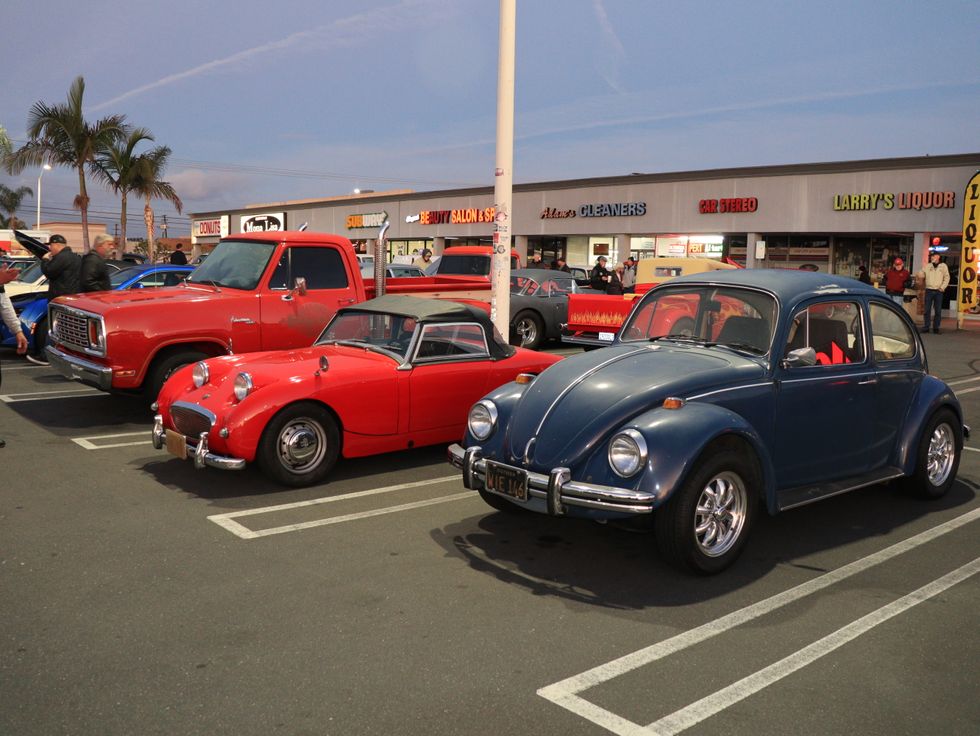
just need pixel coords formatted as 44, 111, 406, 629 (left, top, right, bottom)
491, 0, 516, 338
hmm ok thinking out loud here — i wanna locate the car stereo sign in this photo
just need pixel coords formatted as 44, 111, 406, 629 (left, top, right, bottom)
240, 212, 285, 232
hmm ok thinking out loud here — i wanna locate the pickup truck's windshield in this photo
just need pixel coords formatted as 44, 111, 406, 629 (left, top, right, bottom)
185, 240, 276, 290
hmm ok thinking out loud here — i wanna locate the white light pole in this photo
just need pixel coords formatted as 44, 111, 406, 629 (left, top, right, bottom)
36, 163, 51, 229
491, 0, 516, 338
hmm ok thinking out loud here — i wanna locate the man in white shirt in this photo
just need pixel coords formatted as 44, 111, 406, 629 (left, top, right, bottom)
918, 253, 950, 334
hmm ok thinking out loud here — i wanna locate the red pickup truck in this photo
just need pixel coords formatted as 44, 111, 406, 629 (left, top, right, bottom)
46, 231, 492, 398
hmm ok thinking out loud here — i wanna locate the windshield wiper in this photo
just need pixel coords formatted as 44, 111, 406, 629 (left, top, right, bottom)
649, 333, 703, 343
185, 278, 223, 292
716, 341, 767, 356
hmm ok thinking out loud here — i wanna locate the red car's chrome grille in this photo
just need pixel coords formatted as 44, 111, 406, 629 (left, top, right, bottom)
54, 309, 93, 351
171, 405, 213, 438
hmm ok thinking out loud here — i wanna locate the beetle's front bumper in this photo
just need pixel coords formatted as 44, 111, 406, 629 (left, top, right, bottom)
152, 414, 246, 471
448, 443, 657, 516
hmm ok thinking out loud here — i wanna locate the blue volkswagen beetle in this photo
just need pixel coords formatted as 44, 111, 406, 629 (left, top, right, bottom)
2, 263, 193, 361
449, 269, 969, 574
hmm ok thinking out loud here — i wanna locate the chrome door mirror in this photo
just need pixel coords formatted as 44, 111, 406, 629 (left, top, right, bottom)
293, 277, 308, 296
780, 346, 817, 368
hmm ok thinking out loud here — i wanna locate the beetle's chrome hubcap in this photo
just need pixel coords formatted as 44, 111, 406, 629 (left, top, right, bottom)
516, 318, 537, 346
694, 472, 747, 557
277, 419, 326, 473
926, 422, 955, 487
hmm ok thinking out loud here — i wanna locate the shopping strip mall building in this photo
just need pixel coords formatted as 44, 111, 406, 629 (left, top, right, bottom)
191, 152, 978, 312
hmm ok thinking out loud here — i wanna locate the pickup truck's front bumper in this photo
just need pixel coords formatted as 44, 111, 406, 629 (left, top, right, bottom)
46, 344, 113, 391
152, 415, 246, 471
448, 443, 657, 516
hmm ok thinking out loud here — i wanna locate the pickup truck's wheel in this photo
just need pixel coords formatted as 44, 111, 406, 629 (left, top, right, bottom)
655, 450, 756, 574
902, 408, 961, 498
257, 402, 339, 487
146, 350, 207, 401
511, 311, 544, 349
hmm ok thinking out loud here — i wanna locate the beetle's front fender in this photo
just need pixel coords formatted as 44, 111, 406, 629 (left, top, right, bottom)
586, 401, 777, 513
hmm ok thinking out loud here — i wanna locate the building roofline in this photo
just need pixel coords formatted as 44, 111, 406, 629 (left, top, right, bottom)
189, 152, 980, 218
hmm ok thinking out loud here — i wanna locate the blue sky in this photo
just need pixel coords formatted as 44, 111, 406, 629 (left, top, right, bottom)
2, 0, 978, 237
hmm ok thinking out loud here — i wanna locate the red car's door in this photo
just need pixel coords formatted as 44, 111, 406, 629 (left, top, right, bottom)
258, 246, 359, 351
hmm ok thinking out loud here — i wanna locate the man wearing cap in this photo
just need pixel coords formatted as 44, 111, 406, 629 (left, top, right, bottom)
918, 252, 950, 334
590, 255, 611, 291
80, 234, 114, 293
40, 234, 81, 299
883, 257, 911, 306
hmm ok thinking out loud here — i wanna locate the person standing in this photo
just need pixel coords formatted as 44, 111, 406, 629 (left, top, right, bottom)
80, 234, 114, 293
883, 257, 911, 306
918, 252, 950, 334
857, 264, 872, 284
0, 270, 30, 448
40, 234, 81, 298
590, 255, 611, 291
622, 256, 638, 293
169, 243, 188, 265
555, 257, 571, 273
606, 265, 625, 295
413, 249, 433, 270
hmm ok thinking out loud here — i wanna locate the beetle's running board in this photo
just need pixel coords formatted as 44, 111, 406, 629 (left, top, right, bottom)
778, 468, 905, 511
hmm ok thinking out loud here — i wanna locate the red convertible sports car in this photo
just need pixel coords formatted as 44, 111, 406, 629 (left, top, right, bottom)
152, 295, 562, 486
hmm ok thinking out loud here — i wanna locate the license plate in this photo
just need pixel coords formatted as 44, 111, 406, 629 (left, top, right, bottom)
485, 461, 528, 502
165, 429, 187, 460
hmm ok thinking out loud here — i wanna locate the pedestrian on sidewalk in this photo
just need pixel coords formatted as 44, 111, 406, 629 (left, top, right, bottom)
918, 252, 950, 334
883, 257, 911, 306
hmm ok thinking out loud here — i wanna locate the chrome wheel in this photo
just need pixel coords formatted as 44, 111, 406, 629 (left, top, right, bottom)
694, 471, 747, 558
515, 316, 539, 347
926, 422, 955, 487
276, 417, 328, 474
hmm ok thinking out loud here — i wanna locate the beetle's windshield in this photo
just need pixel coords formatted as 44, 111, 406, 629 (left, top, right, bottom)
621, 285, 777, 355
185, 240, 276, 290
316, 311, 418, 359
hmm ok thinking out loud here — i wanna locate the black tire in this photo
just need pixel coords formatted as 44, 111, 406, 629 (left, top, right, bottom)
511, 311, 545, 350
257, 402, 340, 487
146, 350, 207, 401
655, 449, 757, 574
478, 488, 528, 514
901, 408, 961, 499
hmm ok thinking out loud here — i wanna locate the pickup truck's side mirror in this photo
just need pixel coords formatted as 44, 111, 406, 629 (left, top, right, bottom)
293, 277, 308, 296
780, 346, 817, 369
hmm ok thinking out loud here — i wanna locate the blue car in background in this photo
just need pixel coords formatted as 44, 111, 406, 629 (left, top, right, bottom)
2, 263, 194, 361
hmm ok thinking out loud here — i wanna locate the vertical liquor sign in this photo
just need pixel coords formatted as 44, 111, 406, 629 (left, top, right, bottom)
960, 171, 980, 326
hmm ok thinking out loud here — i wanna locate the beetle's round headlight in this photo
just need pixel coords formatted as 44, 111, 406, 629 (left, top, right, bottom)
608, 429, 648, 478
192, 361, 210, 388
468, 400, 498, 441
233, 372, 253, 402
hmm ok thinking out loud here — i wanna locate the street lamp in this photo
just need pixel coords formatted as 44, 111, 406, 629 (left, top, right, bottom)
36, 163, 51, 229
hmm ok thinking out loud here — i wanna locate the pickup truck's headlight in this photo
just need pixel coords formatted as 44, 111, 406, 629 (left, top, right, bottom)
468, 400, 497, 441
192, 361, 210, 388
233, 372, 253, 402
608, 429, 647, 478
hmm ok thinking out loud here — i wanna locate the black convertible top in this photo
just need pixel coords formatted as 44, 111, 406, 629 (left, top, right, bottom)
339, 294, 515, 359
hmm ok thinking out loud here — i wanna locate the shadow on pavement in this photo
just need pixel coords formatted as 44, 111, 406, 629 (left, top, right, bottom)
430, 477, 978, 610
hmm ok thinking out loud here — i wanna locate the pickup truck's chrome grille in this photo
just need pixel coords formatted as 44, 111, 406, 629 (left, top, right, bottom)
171, 404, 214, 438
53, 308, 93, 351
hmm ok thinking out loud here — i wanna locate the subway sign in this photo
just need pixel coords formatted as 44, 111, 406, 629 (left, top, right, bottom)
346, 211, 387, 229
832, 191, 955, 211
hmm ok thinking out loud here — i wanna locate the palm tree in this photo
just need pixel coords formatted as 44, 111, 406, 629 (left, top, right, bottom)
93, 127, 155, 251
132, 145, 181, 262
4, 76, 125, 251
0, 184, 34, 229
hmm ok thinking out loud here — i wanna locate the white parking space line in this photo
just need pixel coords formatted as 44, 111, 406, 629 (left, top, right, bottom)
537, 507, 980, 735
0, 387, 103, 402
965, 447, 980, 454
72, 431, 151, 450
946, 375, 980, 386
648, 557, 980, 736
208, 475, 465, 539
954, 386, 980, 396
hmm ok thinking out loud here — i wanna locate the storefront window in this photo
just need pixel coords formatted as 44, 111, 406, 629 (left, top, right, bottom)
869, 236, 912, 286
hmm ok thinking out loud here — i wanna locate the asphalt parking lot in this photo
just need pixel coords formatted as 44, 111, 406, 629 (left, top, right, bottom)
1, 334, 978, 736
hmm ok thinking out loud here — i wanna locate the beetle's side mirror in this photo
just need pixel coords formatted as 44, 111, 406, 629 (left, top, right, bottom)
293, 277, 308, 296
780, 346, 817, 369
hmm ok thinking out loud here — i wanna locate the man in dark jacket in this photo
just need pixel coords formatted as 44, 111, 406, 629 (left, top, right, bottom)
590, 255, 611, 291
40, 234, 81, 298
169, 243, 188, 265
80, 234, 114, 293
